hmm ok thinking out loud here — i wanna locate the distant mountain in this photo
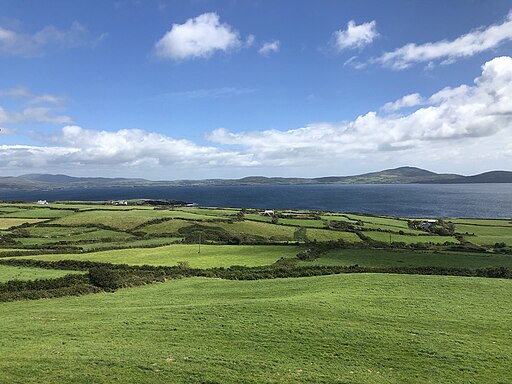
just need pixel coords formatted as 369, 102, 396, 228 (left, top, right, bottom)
0, 167, 511, 190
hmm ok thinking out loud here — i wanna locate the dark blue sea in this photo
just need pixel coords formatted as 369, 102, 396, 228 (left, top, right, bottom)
0, 184, 511, 219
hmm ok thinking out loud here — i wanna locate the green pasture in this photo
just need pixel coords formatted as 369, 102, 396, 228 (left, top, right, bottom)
277, 218, 325, 228
345, 213, 411, 229
364, 231, 459, 244
0, 208, 75, 219
13, 244, 298, 268
78, 237, 184, 251
298, 248, 512, 268
15, 229, 135, 246
0, 218, 47, 230
176, 207, 239, 217
456, 224, 512, 246
0, 274, 510, 383
451, 218, 512, 226
52, 209, 229, 230
0, 265, 82, 282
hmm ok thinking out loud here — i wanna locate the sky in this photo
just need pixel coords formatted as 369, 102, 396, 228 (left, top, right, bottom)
1, 0, 512, 180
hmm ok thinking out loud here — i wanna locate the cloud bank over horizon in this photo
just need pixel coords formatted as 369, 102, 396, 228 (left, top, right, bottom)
1, 56, 511, 177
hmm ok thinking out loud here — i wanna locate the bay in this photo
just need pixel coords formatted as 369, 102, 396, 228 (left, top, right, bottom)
0, 183, 511, 219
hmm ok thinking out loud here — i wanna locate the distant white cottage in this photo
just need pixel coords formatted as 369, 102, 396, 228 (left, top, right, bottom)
37, 200, 48, 205
262, 210, 274, 216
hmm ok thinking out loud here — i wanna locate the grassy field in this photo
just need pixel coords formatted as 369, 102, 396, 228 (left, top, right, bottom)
0, 273, 510, 383
364, 231, 459, 244
456, 223, 512, 246
13, 244, 299, 268
0, 265, 81, 282
298, 248, 512, 268
0, 218, 47, 229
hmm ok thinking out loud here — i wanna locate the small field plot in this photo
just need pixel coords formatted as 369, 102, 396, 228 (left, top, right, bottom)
216, 221, 297, 241
0, 265, 82, 283
298, 248, 512, 268
15, 229, 135, 246
0, 218, 47, 230
138, 219, 192, 235
278, 218, 325, 228
0, 208, 75, 219
79, 237, 183, 251
52, 210, 228, 230
457, 224, 512, 246
0, 274, 510, 383
451, 218, 512, 226
176, 207, 239, 218
15, 244, 299, 268
345, 214, 411, 229
364, 231, 459, 244
305, 228, 362, 242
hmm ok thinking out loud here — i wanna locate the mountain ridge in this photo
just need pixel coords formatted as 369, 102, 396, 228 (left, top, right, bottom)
0, 167, 511, 190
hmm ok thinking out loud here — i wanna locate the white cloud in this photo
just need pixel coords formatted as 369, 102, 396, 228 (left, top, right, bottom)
378, 11, 512, 69
0, 126, 257, 171
207, 56, 512, 166
333, 20, 378, 51
258, 40, 280, 55
0, 106, 72, 125
0, 22, 90, 57
3, 57, 512, 175
382, 93, 423, 111
154, 12, 243, 60
0, 86, 65, 105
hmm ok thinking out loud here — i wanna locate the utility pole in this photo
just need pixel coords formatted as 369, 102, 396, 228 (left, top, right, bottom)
389, 233, 392, 245
198, 232, 201, 254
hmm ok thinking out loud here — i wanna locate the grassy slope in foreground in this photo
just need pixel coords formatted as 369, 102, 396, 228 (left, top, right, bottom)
11, 244, 299, 268
1, 274, 511, 384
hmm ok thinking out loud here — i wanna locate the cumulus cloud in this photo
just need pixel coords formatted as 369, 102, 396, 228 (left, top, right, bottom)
258, 40, 280, 55
0, 22, 91, 57
154, 12, 243, 60
3, 56, 511, 174
208, 56, 512, 166
378, 11, 512, 69
0, 126, 257, 171
333, 20, 378, 51
382, 93, 423, 111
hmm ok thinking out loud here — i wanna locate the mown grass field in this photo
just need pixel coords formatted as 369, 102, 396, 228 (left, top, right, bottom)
1, 274, 511, 383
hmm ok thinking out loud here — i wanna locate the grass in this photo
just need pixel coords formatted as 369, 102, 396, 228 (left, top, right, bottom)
78, 237, 184, 251
0, 218, 47, 229
345, 213, 411, 229
0, 265, 82, 282
298, 248, 512, 268
14, 230, 135, 245
0, 273, 510, 383
0, 208, 75, 219
451, 218, 512, 226
364, 231, 459, 244
456, 224, 512, 246
305, 228, 362, 242
52, 210, 229, 230
13, 244, 299, 268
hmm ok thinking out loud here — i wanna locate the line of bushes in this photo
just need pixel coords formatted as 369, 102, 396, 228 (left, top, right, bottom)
1, 251, 510, 302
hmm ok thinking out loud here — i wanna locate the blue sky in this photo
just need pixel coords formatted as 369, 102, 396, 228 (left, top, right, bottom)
1, 0, 512, 179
